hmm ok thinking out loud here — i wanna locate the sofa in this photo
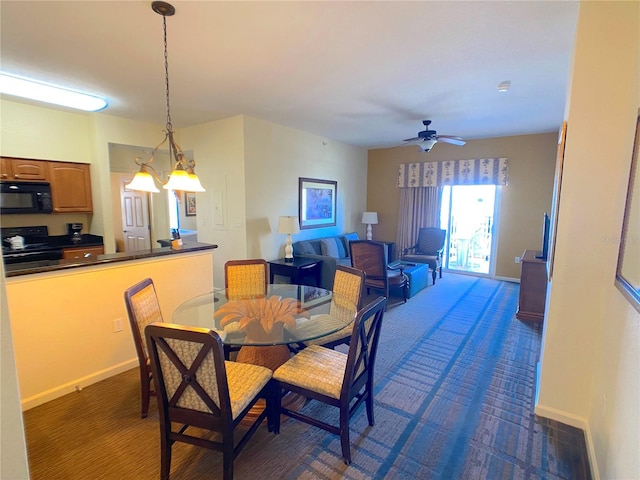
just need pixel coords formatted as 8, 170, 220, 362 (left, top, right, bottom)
292, 232, 360, 290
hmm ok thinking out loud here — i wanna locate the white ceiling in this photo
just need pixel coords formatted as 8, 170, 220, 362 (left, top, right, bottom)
0, 1, 579, 149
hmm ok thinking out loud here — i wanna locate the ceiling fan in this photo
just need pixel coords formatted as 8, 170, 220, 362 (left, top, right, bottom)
403, 120, 466, 152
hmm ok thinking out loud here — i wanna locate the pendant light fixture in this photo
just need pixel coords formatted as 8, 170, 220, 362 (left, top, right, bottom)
125, 1, 205, 194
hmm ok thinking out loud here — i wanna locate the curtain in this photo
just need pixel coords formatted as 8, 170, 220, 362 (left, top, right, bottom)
395, 186, 442, 257
397, 158, 508, 187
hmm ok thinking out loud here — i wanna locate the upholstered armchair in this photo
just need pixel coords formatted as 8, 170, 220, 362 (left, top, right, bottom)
402, 227, 446, 285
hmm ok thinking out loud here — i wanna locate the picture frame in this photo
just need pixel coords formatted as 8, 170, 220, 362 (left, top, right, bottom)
615, 108, 640, 312
298, 177, 337, 229
548, 121, 567, 279
185, 192, 197, 216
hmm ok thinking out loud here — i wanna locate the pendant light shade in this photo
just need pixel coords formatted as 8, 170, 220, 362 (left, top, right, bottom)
125, 169, 160, 193
163, 169, 205, 192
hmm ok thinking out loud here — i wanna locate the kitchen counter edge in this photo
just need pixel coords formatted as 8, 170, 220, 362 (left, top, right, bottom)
4, 242, 218, 277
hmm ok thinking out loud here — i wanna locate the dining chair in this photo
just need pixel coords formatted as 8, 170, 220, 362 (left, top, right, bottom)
350, 240, 408, 305
223, 259, 269, 358
299, 265, 365, 350
145, 322, 276, 480
224, 259, 268, 300
272, 295, 387, 465
124, 277, 162, 418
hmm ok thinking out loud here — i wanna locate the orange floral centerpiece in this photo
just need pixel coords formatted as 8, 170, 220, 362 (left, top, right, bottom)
214, 295, 308, 343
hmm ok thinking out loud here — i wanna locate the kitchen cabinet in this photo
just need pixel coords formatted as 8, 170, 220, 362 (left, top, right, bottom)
48, 162, 93, 213
62, 245, 104, 260
1, 157, 49, 182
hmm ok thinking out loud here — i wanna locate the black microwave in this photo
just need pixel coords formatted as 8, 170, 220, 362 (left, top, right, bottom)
0, 182, 53, 214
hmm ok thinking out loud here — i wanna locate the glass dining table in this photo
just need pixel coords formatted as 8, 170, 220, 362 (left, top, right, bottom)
172, 283, 357, 372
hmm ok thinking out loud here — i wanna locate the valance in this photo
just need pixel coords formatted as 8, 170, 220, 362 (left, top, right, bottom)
397, 158, 508, 187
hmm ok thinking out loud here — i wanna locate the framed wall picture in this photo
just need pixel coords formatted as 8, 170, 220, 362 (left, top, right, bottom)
298, 177, 337, 229
185, 192, 197, 216
548, 121, 567, 279
615, 108, 640, 312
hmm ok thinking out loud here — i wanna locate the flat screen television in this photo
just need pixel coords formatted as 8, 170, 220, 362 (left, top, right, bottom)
535, 212, 551, 260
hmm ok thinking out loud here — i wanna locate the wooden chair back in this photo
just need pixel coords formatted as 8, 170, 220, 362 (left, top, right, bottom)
124, 277, 162, 418
342, 295, 386, 402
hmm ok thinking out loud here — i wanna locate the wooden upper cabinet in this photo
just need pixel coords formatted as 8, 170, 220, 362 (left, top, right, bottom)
1, 157, 49, 182
48, 162, 93, 213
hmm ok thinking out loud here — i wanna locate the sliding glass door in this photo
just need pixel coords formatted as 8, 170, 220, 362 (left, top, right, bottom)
440, 185, 499, 275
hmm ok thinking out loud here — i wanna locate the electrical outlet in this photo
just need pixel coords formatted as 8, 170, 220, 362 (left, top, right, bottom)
113, 318, 123, 333
515, 256, 520, 264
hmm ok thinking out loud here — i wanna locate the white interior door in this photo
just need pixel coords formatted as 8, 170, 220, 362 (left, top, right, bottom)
120, 178, 151, 252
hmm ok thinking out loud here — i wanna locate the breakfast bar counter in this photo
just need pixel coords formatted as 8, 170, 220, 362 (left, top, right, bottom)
3, 242, 217, 277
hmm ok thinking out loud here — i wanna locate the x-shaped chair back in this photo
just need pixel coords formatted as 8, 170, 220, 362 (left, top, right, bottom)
146, 324, 230, 426
342, 296, 385, 401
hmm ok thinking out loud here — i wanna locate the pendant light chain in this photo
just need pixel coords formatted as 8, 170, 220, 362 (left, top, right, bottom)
162, 14, 173, 133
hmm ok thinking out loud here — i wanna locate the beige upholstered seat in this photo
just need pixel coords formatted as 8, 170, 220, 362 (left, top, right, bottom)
273, 296, 387, 465
302, 265, 365, 350
402, 227, 446, 284
145, 323, 276, 480
124, 278, 162, 418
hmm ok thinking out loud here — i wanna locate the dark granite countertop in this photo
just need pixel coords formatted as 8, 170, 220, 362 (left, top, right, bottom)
3, 242, 218, 277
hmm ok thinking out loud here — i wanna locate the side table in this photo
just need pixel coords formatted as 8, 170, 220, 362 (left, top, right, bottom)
268, 258, 323, 287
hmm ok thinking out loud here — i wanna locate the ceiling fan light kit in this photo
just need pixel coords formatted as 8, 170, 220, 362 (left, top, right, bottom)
403, 119, 466, 153
497, 80, 511, 92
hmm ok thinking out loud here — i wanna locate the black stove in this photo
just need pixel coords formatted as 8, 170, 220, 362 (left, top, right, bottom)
1, 226, 63, 265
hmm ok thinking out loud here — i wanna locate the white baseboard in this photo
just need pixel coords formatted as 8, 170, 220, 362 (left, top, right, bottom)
495, 275, 520, 283
21, 358, 138, 411
534, 403, 600, 480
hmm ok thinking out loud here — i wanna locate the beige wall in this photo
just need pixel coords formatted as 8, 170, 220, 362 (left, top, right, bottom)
5, 251, 213, 410
179, 115, 368, 287
368, 133, 557, 279
243, 116, 368, 259
537, 2, 640, 479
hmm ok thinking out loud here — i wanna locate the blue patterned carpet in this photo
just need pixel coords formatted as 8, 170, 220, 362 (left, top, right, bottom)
275, 275, 591, 480
23, 274, 592, 480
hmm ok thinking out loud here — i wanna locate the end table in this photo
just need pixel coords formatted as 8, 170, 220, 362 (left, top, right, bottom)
268, 257, 323, 287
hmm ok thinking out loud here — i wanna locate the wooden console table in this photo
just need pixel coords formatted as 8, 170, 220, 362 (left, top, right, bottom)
516, 249, 548, 322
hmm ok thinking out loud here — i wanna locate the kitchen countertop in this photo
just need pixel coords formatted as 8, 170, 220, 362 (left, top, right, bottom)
3, 242, 218, 277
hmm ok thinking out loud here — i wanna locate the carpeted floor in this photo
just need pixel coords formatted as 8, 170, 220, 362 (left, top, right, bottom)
22, 274, 591, 479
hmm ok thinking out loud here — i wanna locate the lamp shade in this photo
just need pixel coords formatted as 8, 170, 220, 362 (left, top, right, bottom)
125, 170, 160, 193
278, 216, 300, 234
163, 169, 205, 192
361, 212, 378, 225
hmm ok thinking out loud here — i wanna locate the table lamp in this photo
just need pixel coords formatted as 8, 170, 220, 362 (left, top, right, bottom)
278, 215, 300, 262
361, 212, 378, 241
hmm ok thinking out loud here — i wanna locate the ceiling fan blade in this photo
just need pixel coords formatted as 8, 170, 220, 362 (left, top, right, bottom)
436, 136, 466, 146
403, 136, 421, 142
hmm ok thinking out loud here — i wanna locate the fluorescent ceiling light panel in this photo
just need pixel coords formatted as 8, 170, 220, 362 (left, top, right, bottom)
0, 73, 107, 112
